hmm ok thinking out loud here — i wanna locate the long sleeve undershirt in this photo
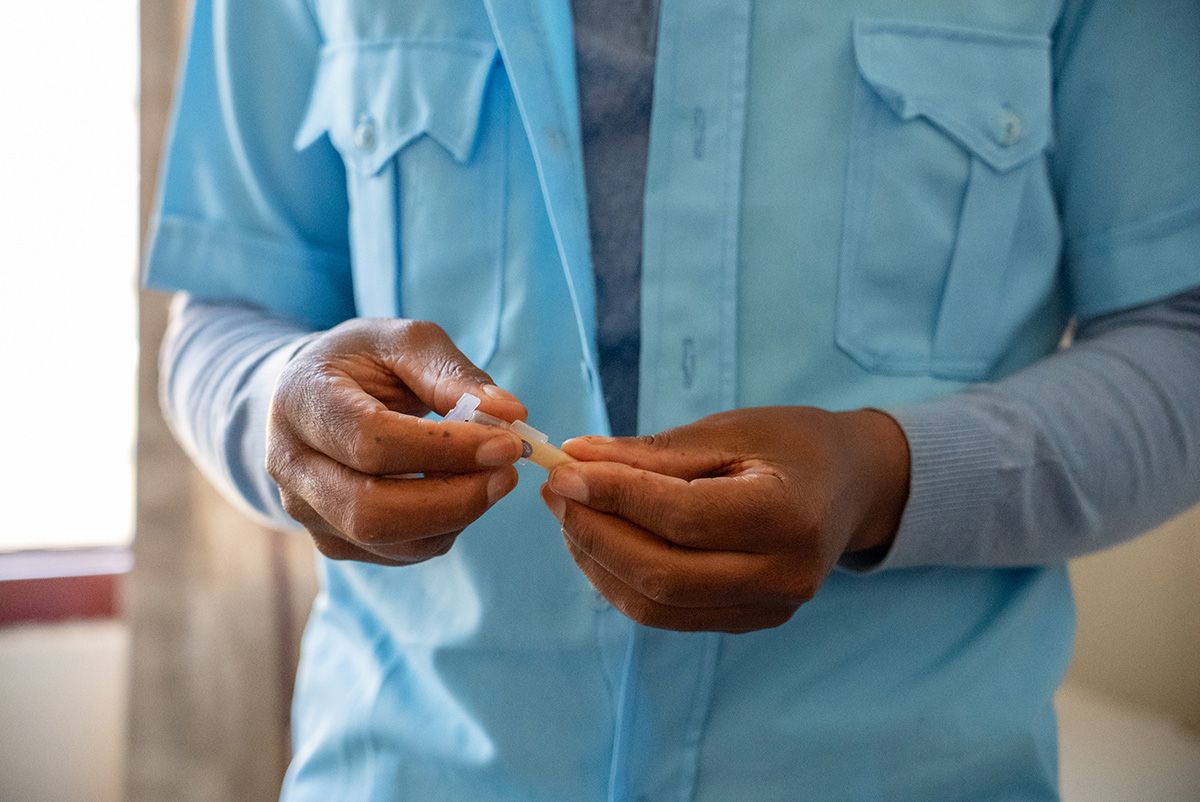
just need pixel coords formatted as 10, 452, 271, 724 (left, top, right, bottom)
160, 286, 1200, 570
879, 287, 1200, 570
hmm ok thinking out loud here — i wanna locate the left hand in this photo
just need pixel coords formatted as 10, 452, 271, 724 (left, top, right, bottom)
540, 407, 910, 633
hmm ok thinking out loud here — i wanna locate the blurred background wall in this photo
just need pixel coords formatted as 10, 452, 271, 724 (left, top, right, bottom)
1069, 508, 1200, 731
124, 4, 319, 801
0, 2, 315, 801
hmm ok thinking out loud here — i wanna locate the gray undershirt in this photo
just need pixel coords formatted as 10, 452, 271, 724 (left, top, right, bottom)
571, 0, 661, 436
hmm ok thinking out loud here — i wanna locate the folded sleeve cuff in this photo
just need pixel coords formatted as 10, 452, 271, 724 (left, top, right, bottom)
145, 214, 356, 330
1068, 198, 1200, 318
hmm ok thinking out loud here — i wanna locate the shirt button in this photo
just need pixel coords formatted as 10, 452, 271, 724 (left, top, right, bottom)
997, 110, 1022, 147
544, 125, 567, 153
353, 116, 377, 151
592, 589, 611, 611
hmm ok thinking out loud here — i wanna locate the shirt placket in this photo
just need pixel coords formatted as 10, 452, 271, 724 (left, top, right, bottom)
612, 1, 751, 800
638, 0, 749, 434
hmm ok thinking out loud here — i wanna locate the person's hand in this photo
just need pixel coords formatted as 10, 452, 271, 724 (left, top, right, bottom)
267, 318, 528, 565
540, 407, 910, 633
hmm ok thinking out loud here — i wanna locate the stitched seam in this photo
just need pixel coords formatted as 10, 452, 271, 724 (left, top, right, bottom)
155, 213, 352, 268
718, 1, 750, 411
856, 17, 1049, 50
320, 36, 497, 58
1069, 197, 1200, 254
650, 4, 685, 435
522, 1, 599, 378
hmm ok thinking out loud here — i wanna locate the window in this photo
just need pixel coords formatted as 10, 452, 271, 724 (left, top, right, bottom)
0, 5, 138, 561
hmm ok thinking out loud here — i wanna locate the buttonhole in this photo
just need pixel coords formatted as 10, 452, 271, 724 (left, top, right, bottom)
682, 338, 696, 389
691, 107, 707, 160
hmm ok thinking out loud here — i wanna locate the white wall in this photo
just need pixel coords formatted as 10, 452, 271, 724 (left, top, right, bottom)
0, 620, 128, 802
1067, 503, 1200, 733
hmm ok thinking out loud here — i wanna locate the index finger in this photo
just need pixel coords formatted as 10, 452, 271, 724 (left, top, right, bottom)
551, 492, 779, 611
547, 460, 785, 553
560, 433, 731, 480
280, 374, 525, 475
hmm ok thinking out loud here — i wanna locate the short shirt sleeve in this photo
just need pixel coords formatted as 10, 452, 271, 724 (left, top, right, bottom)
145, 0, 355, 329
1052, 0, 1200, 318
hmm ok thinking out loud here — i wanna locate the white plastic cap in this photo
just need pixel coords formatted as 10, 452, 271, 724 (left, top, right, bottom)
443, 393, 482, 422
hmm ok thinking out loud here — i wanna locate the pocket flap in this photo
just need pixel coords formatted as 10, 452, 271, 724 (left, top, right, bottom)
295, 38, 500, 176
853, 18, 1051, 173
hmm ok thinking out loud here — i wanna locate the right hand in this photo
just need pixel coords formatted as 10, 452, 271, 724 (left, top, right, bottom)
266, 318, 528, 565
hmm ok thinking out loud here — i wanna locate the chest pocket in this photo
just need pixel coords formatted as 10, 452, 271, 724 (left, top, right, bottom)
296, 38, 507, 369
838, 19, 1055, 381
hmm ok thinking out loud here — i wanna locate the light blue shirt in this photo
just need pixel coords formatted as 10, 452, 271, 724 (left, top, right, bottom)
147, 1, 1200, 799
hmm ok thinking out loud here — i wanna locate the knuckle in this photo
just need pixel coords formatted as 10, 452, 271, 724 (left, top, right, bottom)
265, 436, 301, 484
347, 424, 389, 475
438, 355, 489, 392
445, 504, 486, 540
733, 607, 797, 634
399, 319, 448, 350
279, 490, 308, 522
271, 363, 306, 402
785, 575, 818, 606
617, 595, 659, 628
409, 318, 445, 339
412, 533, 458, 562
387, 534, 452, 565
310, 533, 351, 562
469, 478, 494, 518
427, 533, 459, 558
769, 607, 799, 628
661, 503, 706, 545
381, 544, 422, 564
341, 497, 387, 545
466, 493, 491, 526
791, 491, 830, 536
442, 478, 491, 533
265, 445, 287, 483
718, 619, 757, 635
590, 475, 632, 517
638, 563, 681, 606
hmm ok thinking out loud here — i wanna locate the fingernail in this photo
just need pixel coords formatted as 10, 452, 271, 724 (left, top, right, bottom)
544, 490, 566, 521
480, 384, 519, 402
476, 435, 520, 467
487, 469, 518, 506
549, 468, 589, 503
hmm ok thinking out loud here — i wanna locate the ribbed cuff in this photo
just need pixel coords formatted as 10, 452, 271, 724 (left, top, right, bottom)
842, 400, 1000, 573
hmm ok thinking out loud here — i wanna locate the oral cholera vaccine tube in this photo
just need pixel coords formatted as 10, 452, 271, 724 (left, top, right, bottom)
443, 393, 576, 471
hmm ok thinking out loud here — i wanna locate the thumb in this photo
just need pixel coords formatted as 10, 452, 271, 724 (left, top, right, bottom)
381, 320, 528, 422
560, 425, 731, 480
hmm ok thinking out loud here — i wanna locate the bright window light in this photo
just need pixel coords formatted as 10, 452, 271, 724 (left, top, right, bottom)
0, 3, 138, 552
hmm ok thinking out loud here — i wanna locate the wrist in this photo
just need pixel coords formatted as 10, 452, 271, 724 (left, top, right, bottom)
839, 408, 911, 558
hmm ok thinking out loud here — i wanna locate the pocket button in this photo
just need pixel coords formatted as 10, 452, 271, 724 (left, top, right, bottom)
996, 110, 1023, 147
544, 125, 567, 154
